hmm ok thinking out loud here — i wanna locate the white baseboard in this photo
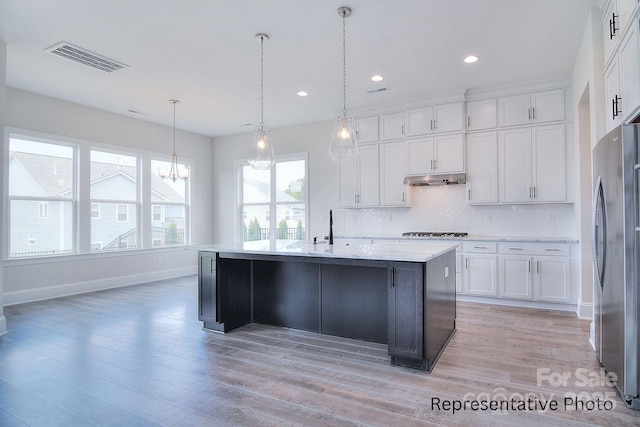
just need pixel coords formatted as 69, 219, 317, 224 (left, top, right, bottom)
456, 294, 577, 312
577, 301, 593, 319
3, 266, 197, 306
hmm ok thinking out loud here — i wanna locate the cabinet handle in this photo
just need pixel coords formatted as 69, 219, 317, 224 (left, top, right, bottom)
528, 107, 531, 120
474, 246, 487, 249
401, 124, 405, 135
531, 107, 535, 120
433, 119, 437, 130
210, 258, 215, 274
533, 186, 536, 198
402, 192, 405, 203
467, 116, 470, 128
508, 247, 524, 251
537, 261, 540, 274
613, 95, 622, 119
465, 258, 469, 269
529, 187, 532, 198
545, 248, 561, 252
610, 13, 619, 39
468, 189, 471, 200
433, 159, 437, 170
354, 194, 357, 204
528, 260, 531, 273
391, 267, 395, 288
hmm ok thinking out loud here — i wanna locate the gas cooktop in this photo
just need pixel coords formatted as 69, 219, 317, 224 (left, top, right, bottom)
402, 231, 468, 238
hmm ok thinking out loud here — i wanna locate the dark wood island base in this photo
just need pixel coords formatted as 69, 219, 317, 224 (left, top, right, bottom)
198, 245, 456, 371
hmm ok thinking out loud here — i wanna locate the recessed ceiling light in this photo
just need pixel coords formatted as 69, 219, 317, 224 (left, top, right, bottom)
297, 91, 308, 97
371, 75, 384, 82
464, 55, 479, 64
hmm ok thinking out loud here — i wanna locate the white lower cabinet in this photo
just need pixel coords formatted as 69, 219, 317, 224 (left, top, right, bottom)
458, 241, 573, 307
498, 243, 571, 304
461, 242, 497, 296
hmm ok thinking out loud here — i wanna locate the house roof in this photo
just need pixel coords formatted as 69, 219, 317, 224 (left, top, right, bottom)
10, 151, 185, 202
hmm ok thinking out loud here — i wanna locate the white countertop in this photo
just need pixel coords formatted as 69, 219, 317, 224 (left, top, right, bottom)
339, 235, 579, 244
195, 240, 457, 263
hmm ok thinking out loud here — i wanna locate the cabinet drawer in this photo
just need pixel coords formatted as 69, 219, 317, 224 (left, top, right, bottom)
462, 241, 497, 253
498, 242, 570, 256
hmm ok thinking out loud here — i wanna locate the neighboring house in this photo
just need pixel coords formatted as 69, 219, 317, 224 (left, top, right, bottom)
9, 151, 186, 256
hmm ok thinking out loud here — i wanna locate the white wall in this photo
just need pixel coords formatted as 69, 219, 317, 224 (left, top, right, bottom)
0, 40, 7, 334
571, 7, 605, 319
2, 88, 214, 305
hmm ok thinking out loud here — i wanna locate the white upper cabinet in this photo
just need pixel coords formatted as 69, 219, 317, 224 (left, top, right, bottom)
405, 134, 464, 175
355, 116, 379, 144
498, 89, 565, 127
466, 98, 497, 131
380, 141, 406, 206
619, 22, 640, 121
605, 58, 622, 133
379, 112, 405, 141
405, 102, 464, 136
498, 124, 567, 203
337, 145, 379, 207
466, 132, 498, 204
602, 0, 638, 65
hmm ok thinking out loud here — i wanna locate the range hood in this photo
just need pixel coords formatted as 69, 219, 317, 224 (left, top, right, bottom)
403, 173, 466, 186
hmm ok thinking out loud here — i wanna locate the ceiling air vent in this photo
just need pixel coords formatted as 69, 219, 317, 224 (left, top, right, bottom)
46, 42, 129, 73
367, 87, 390, 94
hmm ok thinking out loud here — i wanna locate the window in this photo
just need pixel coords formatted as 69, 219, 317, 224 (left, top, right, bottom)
91, 203, 100, 219
8, 137, 75, 257
150, 159, 189, 247
91, 150, 137, 250
239, 155, 307, 245
4, 129, 192, 259
39, 202, 48, 219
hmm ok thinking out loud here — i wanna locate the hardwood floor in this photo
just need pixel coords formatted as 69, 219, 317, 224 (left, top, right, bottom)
0, 276, 638, 426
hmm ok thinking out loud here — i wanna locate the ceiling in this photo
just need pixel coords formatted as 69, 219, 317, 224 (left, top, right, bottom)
0, 0, 597, 138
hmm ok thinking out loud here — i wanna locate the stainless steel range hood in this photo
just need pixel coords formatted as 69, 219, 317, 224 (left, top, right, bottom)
403, 173, 466, 186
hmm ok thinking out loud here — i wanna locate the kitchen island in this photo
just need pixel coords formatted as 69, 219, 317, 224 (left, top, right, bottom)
197, 240, 456, 371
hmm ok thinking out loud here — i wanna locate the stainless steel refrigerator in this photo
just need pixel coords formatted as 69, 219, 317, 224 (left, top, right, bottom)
592, 123, 640, 410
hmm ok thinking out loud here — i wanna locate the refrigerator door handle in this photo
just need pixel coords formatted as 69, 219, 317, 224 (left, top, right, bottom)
592, 176, 607, 291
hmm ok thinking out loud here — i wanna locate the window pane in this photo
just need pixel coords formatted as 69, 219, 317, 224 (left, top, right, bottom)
151, 205, 186, 247
91, 151, 137, 201
276, 160, 305, 202
151, 160, 186, 202
9, 138, 73, 198
276, 203, 305, 241
10, 200, 73, 257
90, 203, 137, 251
243, 205, 269, 241
243, 165, 270, 203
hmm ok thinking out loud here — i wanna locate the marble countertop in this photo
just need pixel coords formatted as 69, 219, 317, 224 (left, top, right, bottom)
194, 240, 457, 263
338, 235, 579, 244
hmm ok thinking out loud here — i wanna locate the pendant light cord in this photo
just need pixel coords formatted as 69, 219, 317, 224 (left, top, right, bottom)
260, 34, 265, 130
172, 100, 177, 154
342, 10, 347, 118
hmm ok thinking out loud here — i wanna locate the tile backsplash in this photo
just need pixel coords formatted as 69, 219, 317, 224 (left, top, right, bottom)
336, 185, 577, 238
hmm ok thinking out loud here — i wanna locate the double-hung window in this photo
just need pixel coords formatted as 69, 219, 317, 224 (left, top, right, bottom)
150, 159, 188, 247
7, 137, 76, 257
239, 154, 307, 245
90, 150, 138, 251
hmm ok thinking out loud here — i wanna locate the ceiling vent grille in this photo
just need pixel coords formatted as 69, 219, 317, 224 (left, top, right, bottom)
46, 42, 129, 73
367, 87, 390, 94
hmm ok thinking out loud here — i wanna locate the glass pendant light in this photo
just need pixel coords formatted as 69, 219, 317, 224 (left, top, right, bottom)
328, 6, 358, 163
248, 33, 276, 170
159, 99, 189, 182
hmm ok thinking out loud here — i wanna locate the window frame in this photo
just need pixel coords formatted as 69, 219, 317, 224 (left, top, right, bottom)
237, 152, 308, 243
3, 127, 193, 260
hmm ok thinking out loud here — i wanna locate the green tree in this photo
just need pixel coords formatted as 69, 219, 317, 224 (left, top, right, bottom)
296, 220, 304, 240
277, 219, 288, 239
247, 217, 261, 241
167, 221, 178, 244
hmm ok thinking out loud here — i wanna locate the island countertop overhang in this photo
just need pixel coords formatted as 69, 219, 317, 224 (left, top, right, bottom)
193, 240, 457, 263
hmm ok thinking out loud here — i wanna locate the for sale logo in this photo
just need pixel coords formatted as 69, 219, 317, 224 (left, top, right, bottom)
536, 368, 618, 411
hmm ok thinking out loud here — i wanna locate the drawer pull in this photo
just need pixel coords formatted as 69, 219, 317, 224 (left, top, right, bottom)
508, 247, 524, 251
474, 246, 487, 249
545, 248, 561, 252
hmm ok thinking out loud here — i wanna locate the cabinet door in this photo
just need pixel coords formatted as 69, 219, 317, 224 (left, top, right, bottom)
605, 58, 621, 133
466, 132, 498, 204
380, 112, 405, 140
466, 99, 497, 131
357, 145, 380, 206
619, 23, 640, 121
355, 116, 379, 143
406, 138, 434, 175
499, 93, 531, 127
337, 160, 358, 207
406, 107, 433, 136
463, 254, 497, 296
433, 134, 464, 173
433, 102, 464, 133
602, 0, 618, 64
498, 128, 532, 203
618, 0, 637, 34
531, 89, 565, 124
198, 253, 218, 325
531, 125, 566, 202
388, 262, 423, 360
380, 142, 406, 206
534, 257, 570, 303
499, 256, 533, 299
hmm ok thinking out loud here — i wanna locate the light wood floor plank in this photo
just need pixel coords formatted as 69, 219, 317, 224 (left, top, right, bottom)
1, 275, 639, 426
